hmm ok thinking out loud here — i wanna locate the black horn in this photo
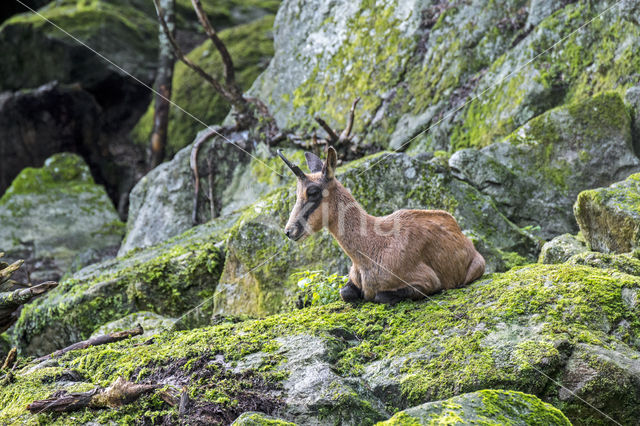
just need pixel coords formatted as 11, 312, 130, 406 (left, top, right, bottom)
277, 149, 306, 180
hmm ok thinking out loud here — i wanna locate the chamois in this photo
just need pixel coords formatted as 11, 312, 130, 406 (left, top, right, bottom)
277, 147, 485, 304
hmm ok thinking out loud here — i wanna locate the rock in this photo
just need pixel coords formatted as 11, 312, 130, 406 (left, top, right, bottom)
119, 132, 298, 256
0, 153, 124, 283
379, 390, 570, 425
538, 234, 588, 264
0, 83, 100, 196
574, 173, 640, 253
566, 251, 640, 277
213, 152, 539, 317
450, 92, 639, 240
0, 0, 157, 93
11, 217, 226, 356
232, 412, 296, 425
626, 85, 640, 155
250, 0, 640, 152
131, 15, 276, 158
90, 312, 176, 339
3, 262, 640, 424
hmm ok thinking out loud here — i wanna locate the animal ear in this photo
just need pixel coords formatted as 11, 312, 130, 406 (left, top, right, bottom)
322, 146, 337, 179
305, 152, 324, 173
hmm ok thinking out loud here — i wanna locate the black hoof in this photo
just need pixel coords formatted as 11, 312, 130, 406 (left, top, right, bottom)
340, 281, 363, 303
374, 287, 413, 305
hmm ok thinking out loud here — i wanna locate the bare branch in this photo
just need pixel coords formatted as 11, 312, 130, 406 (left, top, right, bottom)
27, 377, 159, 413
2, 347, 17, 370
191, 0, 235, 85
153, 0, 234, 101
35, 325, 143, 363
315, 117, 339, 143
338, 97, 360, 143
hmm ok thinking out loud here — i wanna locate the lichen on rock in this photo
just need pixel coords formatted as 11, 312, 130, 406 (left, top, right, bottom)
538, 234, 588, 264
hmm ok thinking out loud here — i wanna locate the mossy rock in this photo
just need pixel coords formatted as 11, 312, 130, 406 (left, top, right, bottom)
379, 390, 570, 425
130, 15, 276, 158
213, 151, 539, 317
574, 173, 640, 254
11, 217, 227, 356
0, 153, 124, 282
0, 0, 158, 92
538, 234, 588, 264
232, 412, 297, 425
251, 0, 640, 152
2, 262, 639, 424
450, 92, 639, 240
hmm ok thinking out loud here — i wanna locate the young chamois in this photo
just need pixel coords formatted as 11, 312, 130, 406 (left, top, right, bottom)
277, 147, 485, 304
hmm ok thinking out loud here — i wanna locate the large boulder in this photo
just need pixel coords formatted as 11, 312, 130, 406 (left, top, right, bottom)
250, 0, 640, 152
0, 153, 124, 283
131, 15, 276, 158
379, 390, 570, 425
213, 152, 539, 317
574, 173, 640, 253
10, 217, 227, 356
450, 92, 639, 240
538, 234, 588, 264
2, 261, 640, 424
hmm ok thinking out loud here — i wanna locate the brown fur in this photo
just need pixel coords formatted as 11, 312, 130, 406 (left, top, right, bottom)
282, 147, 485, 302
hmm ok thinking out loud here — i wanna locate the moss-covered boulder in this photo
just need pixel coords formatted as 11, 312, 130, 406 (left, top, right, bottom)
232, 412, 296, 425
574, 173, 640, 254
2, 262, 640, 424
10, 217, 227, 356
0, 0, 157, 92
250, 0, 640, 152
379, 390, 570, 425
131, 15, 276, 158
538, 234, 588, 264
450, 92, 639, 240
0, 153, 123, 283
213, 151, 539, 317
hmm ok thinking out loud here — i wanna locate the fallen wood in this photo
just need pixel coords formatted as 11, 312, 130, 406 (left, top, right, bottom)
1, 281, 58, 333
2, 347, 17, 370
26, 377, 159, 413
35, 325, 143, 363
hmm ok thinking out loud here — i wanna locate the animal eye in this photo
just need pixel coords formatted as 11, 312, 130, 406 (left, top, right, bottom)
307, 186, 321, 197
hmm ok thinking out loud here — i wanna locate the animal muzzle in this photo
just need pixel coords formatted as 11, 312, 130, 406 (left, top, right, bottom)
284, 222, 306, 241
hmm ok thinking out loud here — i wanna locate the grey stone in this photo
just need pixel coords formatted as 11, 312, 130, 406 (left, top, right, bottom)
539, 234, 588, 264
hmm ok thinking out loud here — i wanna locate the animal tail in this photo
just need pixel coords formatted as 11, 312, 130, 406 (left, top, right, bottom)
464, 252, 485, 285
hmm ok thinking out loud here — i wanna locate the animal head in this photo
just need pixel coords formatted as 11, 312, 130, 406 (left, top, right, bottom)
277, 147, 338, 241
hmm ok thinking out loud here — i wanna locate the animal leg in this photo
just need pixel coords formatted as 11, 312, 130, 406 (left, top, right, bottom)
339, 280, 363, 303
464, 252, 485, 285
373, 287, 417, 305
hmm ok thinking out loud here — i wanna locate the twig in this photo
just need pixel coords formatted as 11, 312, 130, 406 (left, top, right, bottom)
2, 347, 17, 370
314, 117, 340, 143
0, 260, 23, 284
338, 97, 360, 143
35, 325, 143, 362
26, 377, 159, 413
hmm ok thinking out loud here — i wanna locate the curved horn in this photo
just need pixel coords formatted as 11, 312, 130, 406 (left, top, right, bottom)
277, 149, 306, 180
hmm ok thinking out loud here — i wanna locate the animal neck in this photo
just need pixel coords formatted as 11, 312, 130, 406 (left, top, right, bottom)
326, 182, 380, 266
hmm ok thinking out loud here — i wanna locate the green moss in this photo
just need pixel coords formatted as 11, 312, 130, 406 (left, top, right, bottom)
1, 263, 637, 423
131, 15, 276, 157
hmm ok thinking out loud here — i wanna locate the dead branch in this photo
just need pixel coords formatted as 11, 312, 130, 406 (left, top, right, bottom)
26, 377, 159, 413
0, 259, 23, 284
314, 117, 340, 143
1, 281, 58, 333
190, 128, 219, 225
191, 0, 235, 85
35, 325, 143, 363
2, 347, 17, 370
338, 97, 360, 143
315, 97, 361, 146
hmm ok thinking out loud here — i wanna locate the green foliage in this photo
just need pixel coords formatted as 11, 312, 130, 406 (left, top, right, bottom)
292, 270, 347, 307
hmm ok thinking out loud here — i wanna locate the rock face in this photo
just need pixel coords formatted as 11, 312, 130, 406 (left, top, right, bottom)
213, 152, 539, 317
575, 173, 640, 253
0, 153, 123, 283
251, 0, 640, 152
131, 15, 276, 158
11, 218, 226, 356
450, 92, 639, 240
379, 390, 570, 425
3, 260, 640, 424
538, 234, 588, 264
